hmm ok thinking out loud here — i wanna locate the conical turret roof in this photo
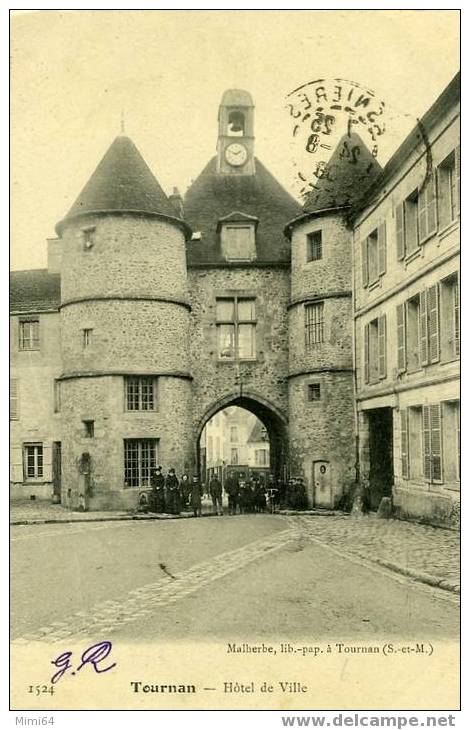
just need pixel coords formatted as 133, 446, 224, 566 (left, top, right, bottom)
56, 135, 189, 235
302, 132, 382, 213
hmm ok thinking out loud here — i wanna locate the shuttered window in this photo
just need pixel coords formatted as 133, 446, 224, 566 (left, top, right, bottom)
419, 290, 429, 365
422, 404, 442, 482
396, 203, 405, 260
364, 323, 369, 384
221, 225, 255, 261
10, 379, 19, 420
396, 303, 406, 373
453, 277, 460, 357
427, 284, 440, 363
378, 222, 387, 275
418, 172, 437, 242
361, 238, 369, 287
438, 151, 458, 229
362, 223, 386, 287
364, 316, 386, 383
378, 315, 387, 379
400, 410, 409, 479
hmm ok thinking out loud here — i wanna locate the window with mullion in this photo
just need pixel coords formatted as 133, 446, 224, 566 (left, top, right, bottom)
125, 376, 155, 411
124, 439, 156, 487
216, 297, 256, 360
304, 302, 324, 350
19, 319, 40, 351
24, 443, 43, 479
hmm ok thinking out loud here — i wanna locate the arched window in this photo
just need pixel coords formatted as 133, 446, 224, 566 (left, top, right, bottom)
228, 111, 245, 137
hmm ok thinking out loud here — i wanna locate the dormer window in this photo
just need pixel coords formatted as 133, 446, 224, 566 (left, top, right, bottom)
218, 212, 258, 262
228, 111, 245, 136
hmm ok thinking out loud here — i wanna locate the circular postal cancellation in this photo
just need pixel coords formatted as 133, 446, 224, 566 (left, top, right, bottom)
285, 77, 432, 212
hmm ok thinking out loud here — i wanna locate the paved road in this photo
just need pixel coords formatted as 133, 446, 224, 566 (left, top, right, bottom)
11, 514, 459, 644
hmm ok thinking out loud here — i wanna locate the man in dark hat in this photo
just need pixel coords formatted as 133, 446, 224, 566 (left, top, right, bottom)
190, 474, 203, 517
150, 466, 166, 513
209, 474, 223, 516
165, 468, 181, 515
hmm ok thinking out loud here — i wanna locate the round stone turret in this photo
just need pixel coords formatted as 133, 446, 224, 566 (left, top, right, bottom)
57, 135, 193, 510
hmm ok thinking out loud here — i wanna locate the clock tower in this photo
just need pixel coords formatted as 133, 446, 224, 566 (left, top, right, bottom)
216, 88, 255, 175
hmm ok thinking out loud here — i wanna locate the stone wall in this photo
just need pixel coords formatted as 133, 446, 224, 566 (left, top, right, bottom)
188, 266, 290, 442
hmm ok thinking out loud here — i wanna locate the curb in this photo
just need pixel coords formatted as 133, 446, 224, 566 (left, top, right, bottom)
366, 555, 460, 595
11, 509, 340, 526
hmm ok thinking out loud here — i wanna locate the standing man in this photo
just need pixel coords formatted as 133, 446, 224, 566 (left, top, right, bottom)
225, 472, 239, 516
209, 474, 223, 516
165, 468, 181, 515
190, 474, 203, 517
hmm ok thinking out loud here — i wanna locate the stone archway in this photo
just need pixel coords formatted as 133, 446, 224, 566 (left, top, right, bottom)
195, 391, 289, 482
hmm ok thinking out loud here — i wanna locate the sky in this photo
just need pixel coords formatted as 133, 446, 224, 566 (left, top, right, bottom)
10, 9, 460, 271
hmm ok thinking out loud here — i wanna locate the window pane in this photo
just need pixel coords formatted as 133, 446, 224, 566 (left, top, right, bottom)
216, 299, 235, 321
238, 324, 255, 358
237, 299, 256, 321
224, 227, 252, 260
218, 324, 236, 358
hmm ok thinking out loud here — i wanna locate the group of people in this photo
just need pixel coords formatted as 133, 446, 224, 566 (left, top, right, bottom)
140, 467, 308, 518
144, 467, 204, 517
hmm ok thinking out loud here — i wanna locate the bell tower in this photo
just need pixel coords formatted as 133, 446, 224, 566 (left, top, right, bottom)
216, 88, 255, 175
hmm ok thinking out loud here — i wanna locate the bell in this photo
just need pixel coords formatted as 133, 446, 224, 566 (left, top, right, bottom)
230, 122, 244, 133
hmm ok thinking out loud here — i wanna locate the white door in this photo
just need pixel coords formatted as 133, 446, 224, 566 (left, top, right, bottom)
313, 461, 332, 508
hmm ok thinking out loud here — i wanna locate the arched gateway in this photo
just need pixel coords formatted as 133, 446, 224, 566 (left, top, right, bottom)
195, 392, 289, 482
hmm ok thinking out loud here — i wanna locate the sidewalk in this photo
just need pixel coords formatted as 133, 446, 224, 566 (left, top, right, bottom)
292, 513, 460, 594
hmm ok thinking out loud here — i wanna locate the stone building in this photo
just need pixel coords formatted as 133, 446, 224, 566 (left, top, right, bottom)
10, 77, 460, 524
353, 74, 460, 526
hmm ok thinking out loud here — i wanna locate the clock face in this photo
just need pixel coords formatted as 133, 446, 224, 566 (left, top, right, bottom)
225, 143, 248, 167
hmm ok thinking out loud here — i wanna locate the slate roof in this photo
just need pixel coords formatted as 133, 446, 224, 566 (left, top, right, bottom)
10, 269, 61, 313
56, 135, 189, 235
184, 157, 302, 264
302, 132, 382, 213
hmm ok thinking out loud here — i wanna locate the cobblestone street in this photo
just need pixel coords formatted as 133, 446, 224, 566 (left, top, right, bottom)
11, 512, 459, 645
290, 514, 460, 593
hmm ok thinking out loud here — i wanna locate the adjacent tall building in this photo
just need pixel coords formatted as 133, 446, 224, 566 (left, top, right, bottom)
10, 75, 460, 525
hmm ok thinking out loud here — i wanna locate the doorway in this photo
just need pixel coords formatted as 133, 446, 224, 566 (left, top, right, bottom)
52, 441, 62, 502
368, 408, 393, 510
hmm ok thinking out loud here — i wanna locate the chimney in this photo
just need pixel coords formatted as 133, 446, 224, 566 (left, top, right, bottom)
47, 238, 62, 273
168, 186, 184, 218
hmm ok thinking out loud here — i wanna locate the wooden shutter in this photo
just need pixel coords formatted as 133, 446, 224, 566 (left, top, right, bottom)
396, 303, 406, 373
364, 323, 369, 384
361, 238, 368, 287
11, 445, 24, 482
418, 184, 427, 242
422, 406, 431, 480
427, 284, 440, 363
426, 170, 437, 234
453, 277, 460, 357
396, 203, 405, 260
455, 144, 460, 213
419, 290, 429, 365
42, 443, 53, 482
378, 222, 387, 275
10, 379, 19, 420
423, 404, 442, 482
437, 165, 450, 229
378, 314, 387, 379
400, 410, 409, 479
430, 404, 442, 482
